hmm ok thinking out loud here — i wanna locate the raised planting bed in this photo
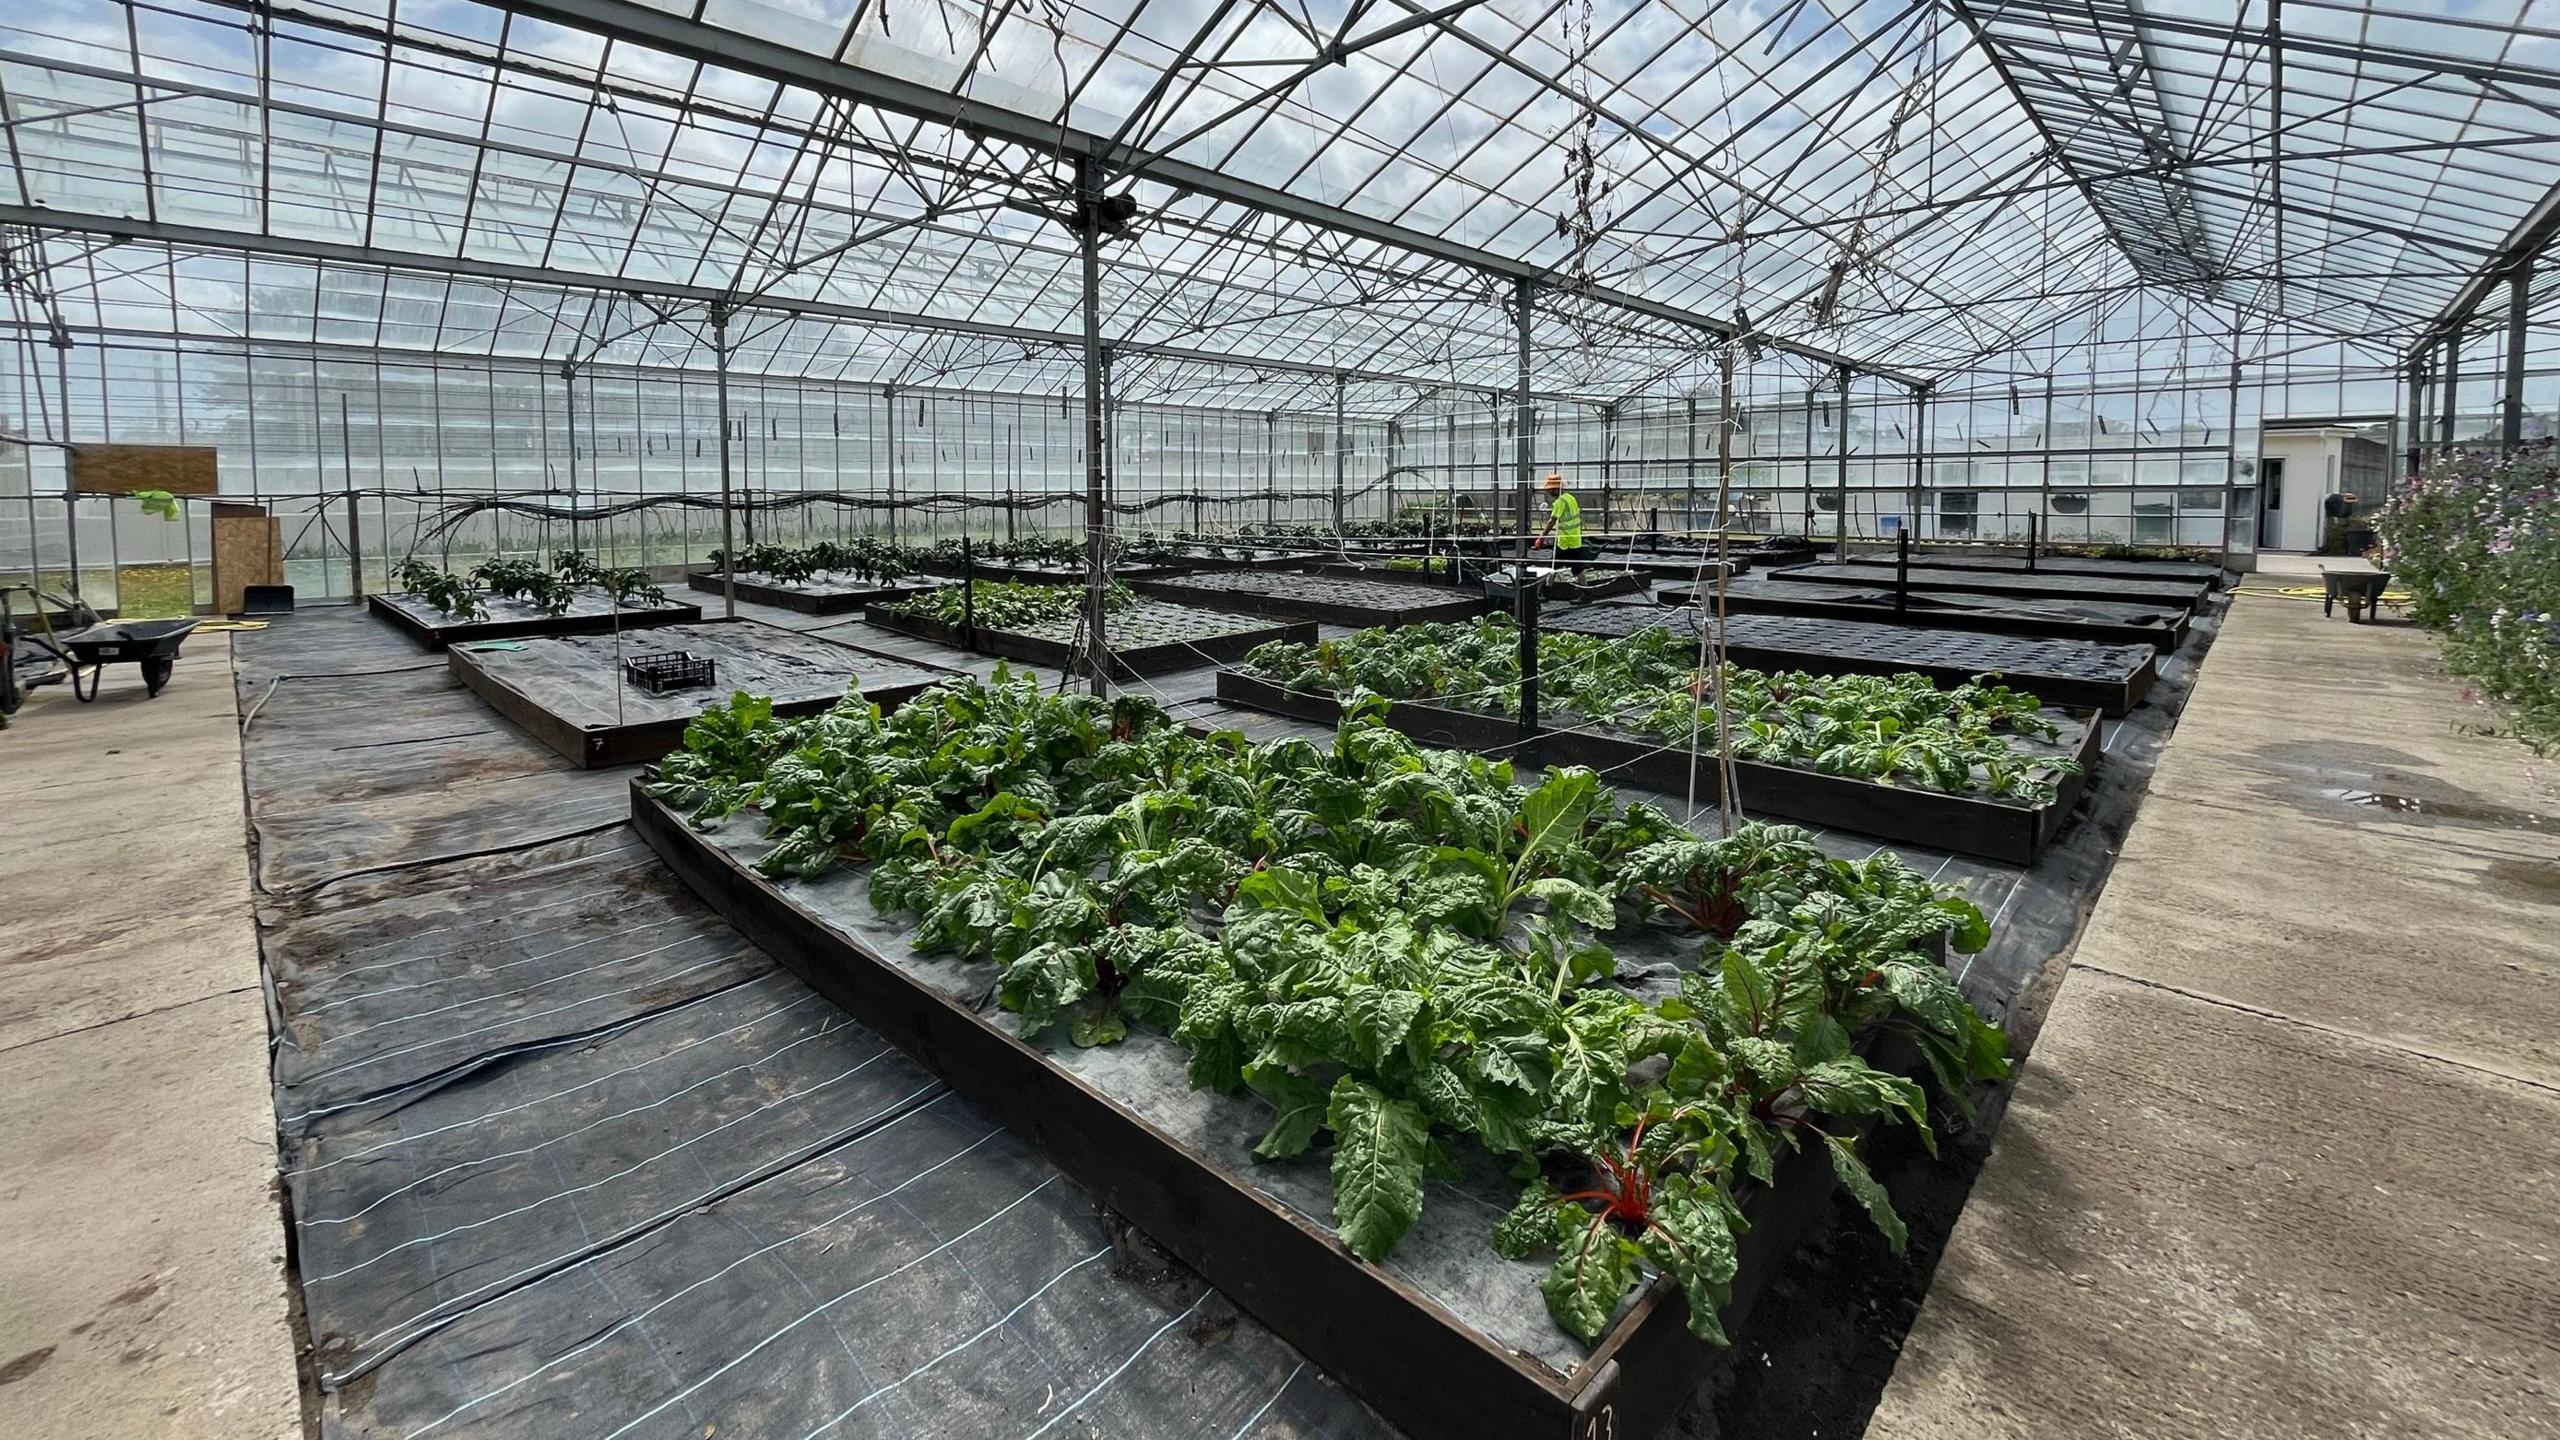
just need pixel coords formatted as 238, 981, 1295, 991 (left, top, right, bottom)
1546, 604, 2156, 716
1565, 550, 1741, 584
1214, 672, 2097, 865
368, 588, 702, 651
866, 588, 1313, 678
914, 555, 1193, 584
1767, 561, 2215, 613
1886, 549, 2227, 587
634, 779, 1876, 1440
684, 570, 940, 614
1135, 569, 1496, 627
1482, 567, 1652, 605
449, 619, 960, 767
1664, 575, 2187, 652
625, 664, 2011, 1440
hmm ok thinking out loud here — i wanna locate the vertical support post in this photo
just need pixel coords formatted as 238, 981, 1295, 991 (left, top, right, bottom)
1685, 392, 1700, 533
2503, 261, 2531, 454
1512, 276, 1538, 743
2026, 511, 2040, 571
1908, 383, 1929, 546
562, 360, 580, 555
1599, 403, 1617, 534
2404, 355, 2427, 476
342, 393, 363, 600
2224, 354, 2244, 572
1834, 368, 1853, 561
711, 304, 737, 620
1385, 418, 1400, 529
882, 385, 899, 543
1331, 370, 1348, 534
1444, 408, 1458, 546
56, 338, 81, 598
2440, 331, 2460, 445
1077, 154, 1110, 697
1264, 411, 1277, 531
1895, 529, 1909, 617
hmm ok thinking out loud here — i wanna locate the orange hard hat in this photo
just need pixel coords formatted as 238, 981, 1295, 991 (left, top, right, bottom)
1542, 471, 1563, 490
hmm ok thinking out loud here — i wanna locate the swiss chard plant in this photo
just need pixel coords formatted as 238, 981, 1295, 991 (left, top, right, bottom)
874, 579, 1133, 631
642, 670, 2013, 1350
1243, 616, 2081, 804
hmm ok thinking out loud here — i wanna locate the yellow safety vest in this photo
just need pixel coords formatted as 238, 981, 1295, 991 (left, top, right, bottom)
1550, 492, 1583, 548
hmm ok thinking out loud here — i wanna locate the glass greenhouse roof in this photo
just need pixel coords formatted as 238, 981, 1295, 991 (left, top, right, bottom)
2, 0, 2555, 404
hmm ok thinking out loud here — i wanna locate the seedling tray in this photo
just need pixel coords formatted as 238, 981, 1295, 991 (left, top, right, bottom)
1134, 570, 1496, 627
368, 589, 702, 650
685, 570, 938, 614
1768, 561, 2213, 613
629, 781, 1842, 1440
450, 620, 959, 767
1213, 671, 2099, 865
864, 595, 1315, 678
1545, 604, 2156, 716
1663, 577, 2186, 652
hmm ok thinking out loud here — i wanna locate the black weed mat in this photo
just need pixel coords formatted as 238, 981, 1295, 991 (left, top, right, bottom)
237, 610, 628, 893
233, 608, 1389, 1440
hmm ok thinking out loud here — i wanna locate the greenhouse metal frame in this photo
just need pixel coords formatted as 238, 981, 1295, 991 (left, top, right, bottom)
4, 0, 2559, 617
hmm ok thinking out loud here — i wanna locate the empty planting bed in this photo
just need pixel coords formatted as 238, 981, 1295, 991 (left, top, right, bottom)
448, 619, 962, 766
865, 594, 1314, 678
1673, 574, 2188, 650
1897, 550, 2227, 586
1136, 568, 1495, 626
685, 569, 939, 613
368, 588, 703, 650
1769, 561, 2214, 612
1546, 603, 2158, 715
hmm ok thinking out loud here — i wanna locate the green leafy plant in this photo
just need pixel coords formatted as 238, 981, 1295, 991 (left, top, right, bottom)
642, 671, 2011, 1349
710, 538, 918, 584
392, 558, 486, 619
471, 557, 576, 616
874, 579, 1132, 631
1243, 616, 2081, 803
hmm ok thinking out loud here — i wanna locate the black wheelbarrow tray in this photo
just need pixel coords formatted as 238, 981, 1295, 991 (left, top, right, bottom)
59, 617, 200, 699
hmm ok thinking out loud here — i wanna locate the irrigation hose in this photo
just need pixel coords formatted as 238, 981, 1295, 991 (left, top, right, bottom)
2231, 583, 2412, 604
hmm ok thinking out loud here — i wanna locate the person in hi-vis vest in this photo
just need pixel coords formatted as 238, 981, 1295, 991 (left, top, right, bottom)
1534, 471, 1589, 562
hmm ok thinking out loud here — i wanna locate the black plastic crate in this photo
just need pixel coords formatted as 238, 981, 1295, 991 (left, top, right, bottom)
623, 649, 716, 695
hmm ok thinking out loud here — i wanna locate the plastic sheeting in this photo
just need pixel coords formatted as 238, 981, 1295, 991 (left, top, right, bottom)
236, 604, 1390, 1439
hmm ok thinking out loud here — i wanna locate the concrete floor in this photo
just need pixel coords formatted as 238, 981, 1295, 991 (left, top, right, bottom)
0, 644, 301, 1439
1869, 594, 2560, 1439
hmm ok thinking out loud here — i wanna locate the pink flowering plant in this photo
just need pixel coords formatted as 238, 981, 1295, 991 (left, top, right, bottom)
2376, 445, 2560, 750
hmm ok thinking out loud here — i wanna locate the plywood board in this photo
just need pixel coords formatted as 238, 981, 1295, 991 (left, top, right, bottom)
212, 511, 282, 614
69, 443, 221, 496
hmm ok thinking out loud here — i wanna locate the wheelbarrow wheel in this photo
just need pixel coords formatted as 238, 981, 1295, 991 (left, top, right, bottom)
143, 654, 175, 696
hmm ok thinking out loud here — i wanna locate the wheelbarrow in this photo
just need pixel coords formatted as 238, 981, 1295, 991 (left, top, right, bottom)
2320, 566, 2393, 623
57, 618, 201, 699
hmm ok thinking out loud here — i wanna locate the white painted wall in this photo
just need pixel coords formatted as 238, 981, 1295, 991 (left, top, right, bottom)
2257, 429, 2347, 551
